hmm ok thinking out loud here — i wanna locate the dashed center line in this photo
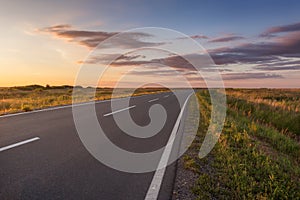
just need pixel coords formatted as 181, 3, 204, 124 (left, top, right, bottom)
148, 98, 159, 103
103, 105, 136, 117
163, 95, 169, 98
0, 137, 40, 152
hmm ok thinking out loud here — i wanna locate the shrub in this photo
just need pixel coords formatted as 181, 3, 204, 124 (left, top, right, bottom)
22, 105, 32, 112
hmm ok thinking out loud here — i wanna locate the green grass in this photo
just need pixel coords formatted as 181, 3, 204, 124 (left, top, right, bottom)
226, 88, 300, 112
184, 89, 300, 199
227, 95, 300, 136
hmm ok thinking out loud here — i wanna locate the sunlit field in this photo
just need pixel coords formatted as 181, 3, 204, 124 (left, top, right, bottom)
0, 85, 169, 115
180, 89, 300, 199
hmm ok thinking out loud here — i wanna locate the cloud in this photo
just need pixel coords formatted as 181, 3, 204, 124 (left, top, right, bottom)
208, 22, 300, 67
221, 72, 283, 80
255, 65, 300, 71
190, 35, 209, 39
210, 53, 279, 65
109, 53, 221, 71
177, 34, 209, 40
79, 53, 186, 68
45, 24, 72, 30
80, 51, 233, 75
254, 59, 300, 71
107, 55, 190, 70
179, 33, 245, 43
129, 69, 181, 77
209, 31, 300, 65
260, 22, 300, 37
256, 59, 300, 67
151, 55, 194, 70
209, 35, 244, 43
40, 22, 300, 82
78, 54, 145, 64
38, 24, 164, 49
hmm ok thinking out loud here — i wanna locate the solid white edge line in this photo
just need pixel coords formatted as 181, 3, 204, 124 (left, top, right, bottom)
0, 137, 40, 152
144, 93, 192, 200
103, 105, 136, 117
148, 98, 159, 103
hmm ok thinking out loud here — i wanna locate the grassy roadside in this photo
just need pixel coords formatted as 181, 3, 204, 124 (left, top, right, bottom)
227, 95, 300, 138
226, 89, 300, 113
179, 89, 300, 199
0, 85, 169, 115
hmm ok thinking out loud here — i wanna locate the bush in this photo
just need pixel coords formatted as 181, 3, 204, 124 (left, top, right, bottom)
22, 105, 32, 112
0, 102, 11, 110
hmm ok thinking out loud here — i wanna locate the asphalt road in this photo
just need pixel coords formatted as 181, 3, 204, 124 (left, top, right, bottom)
0, 91, 192, 200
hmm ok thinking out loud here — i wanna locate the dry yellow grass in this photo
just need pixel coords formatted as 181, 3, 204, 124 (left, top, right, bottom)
0, 85, 169, 115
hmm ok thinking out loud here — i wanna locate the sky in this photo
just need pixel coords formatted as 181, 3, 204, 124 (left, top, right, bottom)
0, 0, 300, 88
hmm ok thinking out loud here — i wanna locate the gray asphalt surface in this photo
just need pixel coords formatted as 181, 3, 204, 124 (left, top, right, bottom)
0, 91, 191, 200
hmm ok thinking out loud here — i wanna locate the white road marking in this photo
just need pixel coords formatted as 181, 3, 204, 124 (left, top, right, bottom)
0, 137, 40, 152
148, 98, 159, 103
163, 95, 169, 98
103, 105, 136, 117
144, 93, 192, 200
